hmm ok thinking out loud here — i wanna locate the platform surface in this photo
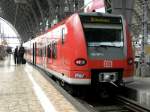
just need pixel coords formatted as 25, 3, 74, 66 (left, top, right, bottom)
0, 55, 78, 112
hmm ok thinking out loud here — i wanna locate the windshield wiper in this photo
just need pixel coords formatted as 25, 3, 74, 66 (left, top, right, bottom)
106, 45, 122, 48
88, 42, 123, 48
88, 45, 122, 48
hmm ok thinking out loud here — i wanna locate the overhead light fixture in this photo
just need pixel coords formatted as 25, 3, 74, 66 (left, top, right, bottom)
14, 0, 27, 4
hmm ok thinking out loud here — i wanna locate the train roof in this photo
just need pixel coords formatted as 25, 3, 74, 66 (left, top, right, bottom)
36, 12, 124, 37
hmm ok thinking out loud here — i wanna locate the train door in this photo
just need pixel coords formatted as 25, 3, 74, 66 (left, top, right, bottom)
43, 46, 47, 68
35, 43, 36, 65
33, 43, 35, 64
46, 41, 57, 68
32, 43, 36, 65
47, 43, 53, 64
52, 41, 57, 60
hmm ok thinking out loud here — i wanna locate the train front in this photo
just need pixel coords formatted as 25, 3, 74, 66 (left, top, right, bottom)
79, 13, 134, 87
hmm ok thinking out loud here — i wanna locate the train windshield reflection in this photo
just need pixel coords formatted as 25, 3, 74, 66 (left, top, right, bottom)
83, 25, 124, 47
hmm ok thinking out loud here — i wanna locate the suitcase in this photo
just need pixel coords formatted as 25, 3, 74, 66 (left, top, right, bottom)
22, 58, 26, 64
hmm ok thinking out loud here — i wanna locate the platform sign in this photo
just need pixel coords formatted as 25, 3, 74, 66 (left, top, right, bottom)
84, 0, 105, 13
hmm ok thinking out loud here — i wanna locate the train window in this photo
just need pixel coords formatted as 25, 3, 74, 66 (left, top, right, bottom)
36, 49, 37, 56
37, 49, 39, 56
52, 42, 57, 59
42, 47, 46, 57
62, 28, 65, 44
38, 49, 41, 56
47, 44, 51, 58
39, 48, 42, 57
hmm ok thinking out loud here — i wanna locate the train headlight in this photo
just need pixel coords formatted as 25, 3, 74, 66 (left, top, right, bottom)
75, 58, 87, 66
75, 73, 85, 78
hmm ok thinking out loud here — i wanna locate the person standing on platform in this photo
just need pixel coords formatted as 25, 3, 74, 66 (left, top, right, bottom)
18, 44, 25, 64
14, 46, 18, 64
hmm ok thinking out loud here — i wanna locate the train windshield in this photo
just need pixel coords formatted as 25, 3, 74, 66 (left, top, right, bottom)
79, 14, 124, 59
83, 24, 123, 47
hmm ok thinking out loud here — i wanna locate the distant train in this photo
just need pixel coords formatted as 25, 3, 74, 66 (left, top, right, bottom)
24, 12, 134, 95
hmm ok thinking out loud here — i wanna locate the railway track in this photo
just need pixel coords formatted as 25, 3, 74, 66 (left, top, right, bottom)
75, 95, 150, 112
36, 67, 150, 112
116, 96, 150, 112
75, 95, 132, 112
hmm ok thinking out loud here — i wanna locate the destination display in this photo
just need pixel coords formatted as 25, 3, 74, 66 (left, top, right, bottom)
80, 15, 122, 24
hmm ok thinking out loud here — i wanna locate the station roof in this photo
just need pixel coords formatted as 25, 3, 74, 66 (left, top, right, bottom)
0, 0, 83, 42
0, 0, 149, 42
132, 0, 150, 38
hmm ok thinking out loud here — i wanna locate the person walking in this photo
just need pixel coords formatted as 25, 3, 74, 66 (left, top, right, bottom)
18, 44, 25, 64
14, 46, 18, 64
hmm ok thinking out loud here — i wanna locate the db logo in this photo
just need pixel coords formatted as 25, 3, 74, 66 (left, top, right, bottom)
104, 60, 112, 68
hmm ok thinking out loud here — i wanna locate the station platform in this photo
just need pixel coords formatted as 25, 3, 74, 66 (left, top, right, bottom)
0, 54, 80, 112
123, 76, 150, 109
1, 54, 150, 111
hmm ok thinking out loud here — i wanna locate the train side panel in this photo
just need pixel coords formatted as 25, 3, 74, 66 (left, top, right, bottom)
58, 14, 91, 84
123, 23, 134, 82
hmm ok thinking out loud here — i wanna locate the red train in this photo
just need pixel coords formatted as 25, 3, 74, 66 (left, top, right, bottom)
24, 12, 134, 95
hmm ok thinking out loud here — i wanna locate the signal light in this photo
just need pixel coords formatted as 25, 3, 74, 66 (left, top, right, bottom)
75, 58, 87, 66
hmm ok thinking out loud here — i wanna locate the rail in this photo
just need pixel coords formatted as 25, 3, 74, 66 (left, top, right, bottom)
116, 96, 150, 112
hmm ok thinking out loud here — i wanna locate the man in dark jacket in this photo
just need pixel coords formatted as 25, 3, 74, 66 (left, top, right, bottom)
19, 44, 25, 64
14, 46, 18, 64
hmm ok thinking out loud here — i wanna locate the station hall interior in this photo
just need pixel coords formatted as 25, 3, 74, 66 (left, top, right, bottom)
0, 0, 150, 112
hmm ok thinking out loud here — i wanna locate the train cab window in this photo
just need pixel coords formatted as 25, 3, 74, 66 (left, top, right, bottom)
84, 25, 123, 47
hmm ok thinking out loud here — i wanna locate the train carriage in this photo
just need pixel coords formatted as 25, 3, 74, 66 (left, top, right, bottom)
24, 12, 134, 95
